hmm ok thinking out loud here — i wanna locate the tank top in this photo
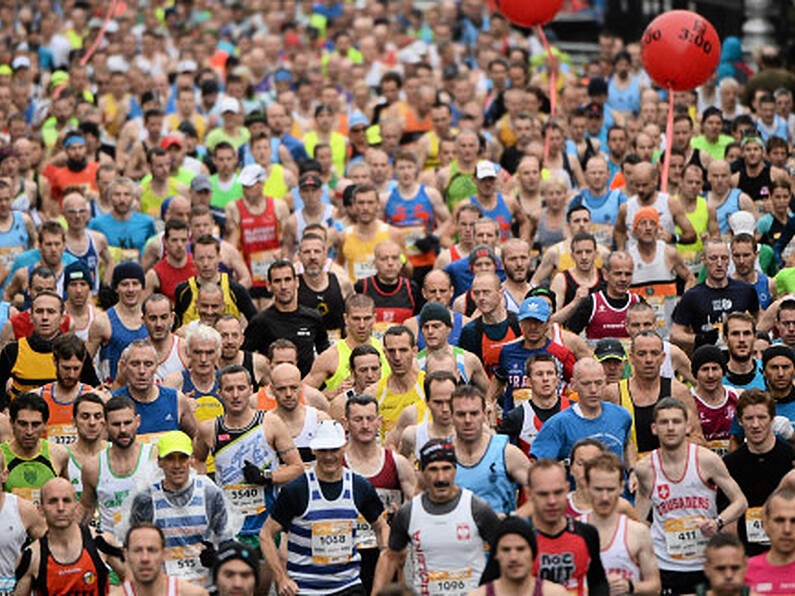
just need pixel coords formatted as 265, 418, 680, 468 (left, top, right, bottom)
236, 197, 280, 288
181, 274, 241, 326
619, 377, 672, 457
534, 212, 566, 249
140, 178, 182, 218
629, 241, 677, 339
345, 448, 403, 549
298, 274, 346, 342
65, 231, 101, 294
625, 193, 675, 244
738, 163, 773, 203
455, 434, 516, 515
156, 336, 188, 382
691, 387, 738, 457
563, 269, 606, 307
650, 443, 717, 571
376, 370, 426, 440
66, 447, 84, 499
341, 222, 391, 281
295, 204, 336, 244
0, 212, 29, 272
485, 579, 544, 596
325, 337, 390, 391
35, 526, 107, 596
676, 197, 709, 272
566, 491, 590, 518
263, 163, 289, 200
286, 469, 361, 595
582, 513, 642, 583
115, 386, 180, 442
40, 382, 92, 445
586, 291, 640, 340
72, 305, 96, 342
386, 184, 436, 267
0, 494, 27, 593
755, 273, 773, 310
360, 276, 417, 334
97, 443, 154, 533
469, 193, 512, 242
444, 161, 478, 211
417, 347, 469, 383
408, 491, 487, 596
122, 576, 179, 596
181, 370, 222, 424
413, 421, 453, 462
100, 307, 148, 383
515, 396, 571, 456
476, 315, 521, 377
607, 76, 641, 115
153, 256, 198, 302
714, 188, 741, 235
152, 475, 211, 584
293, 406, 320, 462
213, 410, 278, 535
0, 440, 56, 505
209, 175, 243, 210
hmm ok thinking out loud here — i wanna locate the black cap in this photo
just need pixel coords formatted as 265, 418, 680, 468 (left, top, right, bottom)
588, 77, 608, 96
213, 541, 259, 584
299, 173, 322, 188
419, 439, 456, 470
594, 338, 626, 362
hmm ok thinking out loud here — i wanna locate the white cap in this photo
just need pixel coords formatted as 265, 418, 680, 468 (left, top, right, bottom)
177, 59, 198, 73
106, 55, 128, 74
309, 421, 347, 450
238, 164, 266, 187
220, 96, 240, 114
105, 21, 119, 34
11, 56, 30, 70
475, 160, 498, 180
729, 211, 756, 236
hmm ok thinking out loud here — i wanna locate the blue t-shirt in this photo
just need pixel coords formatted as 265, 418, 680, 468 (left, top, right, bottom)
530, 402, 632, 463
89, 212, 156, 255
445, 257, 506, 299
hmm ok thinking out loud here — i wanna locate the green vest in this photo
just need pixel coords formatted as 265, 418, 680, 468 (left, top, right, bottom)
1, 439, 57, 504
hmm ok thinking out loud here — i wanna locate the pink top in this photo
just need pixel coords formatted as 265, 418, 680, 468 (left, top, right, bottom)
746, 553, 795, 595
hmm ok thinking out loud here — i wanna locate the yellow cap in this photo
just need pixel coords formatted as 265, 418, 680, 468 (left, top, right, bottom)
157, 431, 193, 458
0, 65, 12, 76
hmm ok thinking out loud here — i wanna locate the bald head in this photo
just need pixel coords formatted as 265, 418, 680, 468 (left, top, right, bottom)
270, 363, 302, 411
40, 477, 76, 503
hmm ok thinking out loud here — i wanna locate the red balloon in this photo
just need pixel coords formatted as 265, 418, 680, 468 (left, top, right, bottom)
495, 0, 564, 28
641, 10, 721, 91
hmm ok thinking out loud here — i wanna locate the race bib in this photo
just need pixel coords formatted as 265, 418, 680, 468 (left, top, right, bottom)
0, 246, 22, 270
109, 246, 140, 263
512, 388, 532, 404
353, 260, 376, 281
12, 487, 41, 506
47, 423, 78, 445
164, 545, 205, 580
250, 249, 280, 283
664, 516, 709, 560
706, 438, 729, 458
311, 520, 354, 564
355, 514, 377, 549
225, 483, 267, 516
745, 507, 770, 544
427, 568, 474, 596
403, 225, 428, 256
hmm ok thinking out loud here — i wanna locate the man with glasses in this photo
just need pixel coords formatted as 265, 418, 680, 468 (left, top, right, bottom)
671, 239, 760, 354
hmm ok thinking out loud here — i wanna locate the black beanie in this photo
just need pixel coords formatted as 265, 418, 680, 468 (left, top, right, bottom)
691, 345, 727, 377
762, 344, 795, 368
479, 516, 537, 585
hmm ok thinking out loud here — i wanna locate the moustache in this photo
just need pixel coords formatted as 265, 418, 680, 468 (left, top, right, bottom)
433, 481, 450, 488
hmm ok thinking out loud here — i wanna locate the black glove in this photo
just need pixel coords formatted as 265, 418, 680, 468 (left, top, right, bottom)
414, 234, 440, 255
243, 460, 270, 486
694, 328, 719, 349
199, 541, 216, 568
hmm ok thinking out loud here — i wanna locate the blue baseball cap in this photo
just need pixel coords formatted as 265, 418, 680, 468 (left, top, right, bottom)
517, 297, 551, 323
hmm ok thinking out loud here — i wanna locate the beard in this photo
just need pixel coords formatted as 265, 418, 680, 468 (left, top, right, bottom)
66, 157, 88, 172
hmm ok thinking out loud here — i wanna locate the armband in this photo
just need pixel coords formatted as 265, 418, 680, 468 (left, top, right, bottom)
15, 548, 32, 581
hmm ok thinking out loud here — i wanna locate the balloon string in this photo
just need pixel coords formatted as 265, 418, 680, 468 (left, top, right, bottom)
81, 0, 118, 66
52, 0, 118, 99
536, 24, 556, 163
660, 89, 674, 194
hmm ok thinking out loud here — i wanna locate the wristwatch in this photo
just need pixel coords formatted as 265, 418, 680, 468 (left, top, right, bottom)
715, 516, 725, 530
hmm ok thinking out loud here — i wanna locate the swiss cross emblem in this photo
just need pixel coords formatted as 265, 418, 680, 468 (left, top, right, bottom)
456, 523, 470, 541
657, 484, 670, 500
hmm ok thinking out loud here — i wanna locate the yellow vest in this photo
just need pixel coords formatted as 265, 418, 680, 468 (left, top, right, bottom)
180, 274, 241, 326
376, 370, 426, 440
342, 223, 391, 281
263, 164, 289, 200
12, 338, 57, 396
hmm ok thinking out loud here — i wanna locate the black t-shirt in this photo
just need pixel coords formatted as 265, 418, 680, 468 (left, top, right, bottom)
720, 439, 795, 555
242, 305, 330, 377
672, 279, 760, 333
270, 472, 384, 530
